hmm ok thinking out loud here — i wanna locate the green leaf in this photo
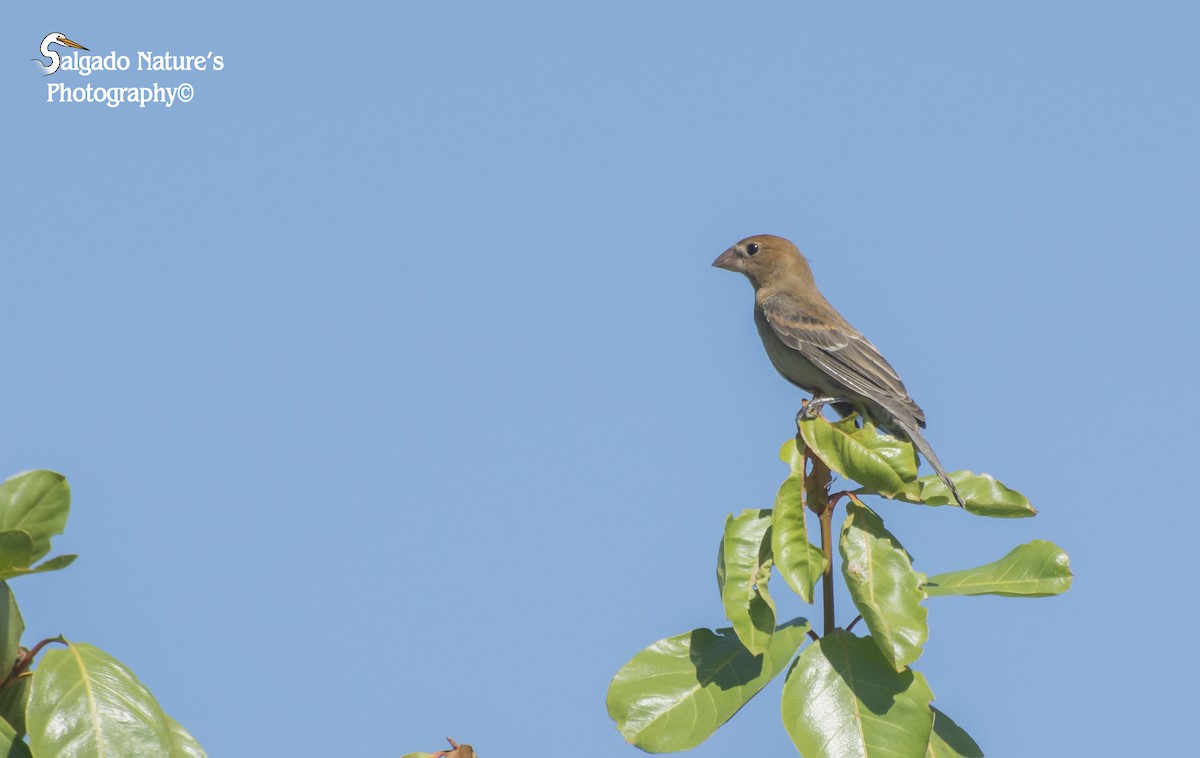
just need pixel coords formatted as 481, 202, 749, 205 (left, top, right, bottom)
771, 440, 828, 603
781, 630, 934, 758
0, 472, 69, 563
165, 714, 208, 757
840, 502, 928, 671
27, 640, 206, 757
800, 415, 918, 498
927, 707, 984, 757
0, 528, 75, 582
0, 533, 33, 573
0, 581, 26, 737
608, 619, 810, 752
400, 754, 434, 758
925, 540, 1072, 598
0, 582, 25, 676
896, 471, 1036, 518
717, 509, 776, 655
0, 715, 31, 758
0, 672, 32, 739
0, 555, 77, 582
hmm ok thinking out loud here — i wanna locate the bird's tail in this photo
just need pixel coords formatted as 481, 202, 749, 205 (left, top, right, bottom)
902, 423, 965, 508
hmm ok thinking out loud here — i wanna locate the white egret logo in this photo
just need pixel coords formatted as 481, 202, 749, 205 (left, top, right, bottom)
35, 33, 89, 75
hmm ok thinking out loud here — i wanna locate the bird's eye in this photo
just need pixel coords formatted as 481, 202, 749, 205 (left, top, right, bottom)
746, 243, 760, 256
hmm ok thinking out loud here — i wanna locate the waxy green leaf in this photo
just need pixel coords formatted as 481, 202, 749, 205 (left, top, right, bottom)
927, 707, 984, 757
165, 715, 207, 757
925, 540, 1072, 597
28, 640, 207, 757
717, 509, 776, 655
896, 471, 1036, 518
608, 619, 810, 752
781, 631, 934, 758
0, 471, 69, 563
771, 440, 828, 603
799, 415, 918, 498
840, 502, 928, 670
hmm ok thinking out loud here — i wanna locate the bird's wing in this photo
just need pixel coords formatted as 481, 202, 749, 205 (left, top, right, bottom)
759, 292, 925, 426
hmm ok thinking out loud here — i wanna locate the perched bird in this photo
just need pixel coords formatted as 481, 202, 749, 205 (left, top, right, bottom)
713, 234, 964, 507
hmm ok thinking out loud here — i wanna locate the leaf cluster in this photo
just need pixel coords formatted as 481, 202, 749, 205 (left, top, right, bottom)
607, 414, 1071, 757
0, 470, 206, 757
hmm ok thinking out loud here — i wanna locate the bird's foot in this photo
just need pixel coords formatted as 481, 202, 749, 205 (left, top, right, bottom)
799, 396, 848, 422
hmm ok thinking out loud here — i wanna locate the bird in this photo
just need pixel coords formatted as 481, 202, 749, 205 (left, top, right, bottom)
713, 234, 964, 507
34, 33, 89, 76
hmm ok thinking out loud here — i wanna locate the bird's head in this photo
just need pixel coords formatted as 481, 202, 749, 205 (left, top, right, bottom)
712, 234, 813, 289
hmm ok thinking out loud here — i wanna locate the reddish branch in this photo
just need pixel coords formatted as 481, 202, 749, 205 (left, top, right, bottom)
0, 635, 66, 692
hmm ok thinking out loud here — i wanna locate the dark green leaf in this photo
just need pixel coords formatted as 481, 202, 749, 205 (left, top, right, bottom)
895, 471, 1036, 518
781, 630, 934, 758
28, 640, 206, 757
840, 502, 928, 670
925, 540, 1072, 598
0, 714, 31, 758
927, 707, 984, 757
608, 619, 810, 752
0, 472, 69, 563
0, 533, 33, 574
799, 415, 918, 498
0, 673, 31, 740
771, 440, 828, 603
717, 510, 776, 655
0, 582, 24, 675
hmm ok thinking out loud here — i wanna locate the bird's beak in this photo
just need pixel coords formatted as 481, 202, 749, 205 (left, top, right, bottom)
711, 247, 742, 272
59, 36, 89, 51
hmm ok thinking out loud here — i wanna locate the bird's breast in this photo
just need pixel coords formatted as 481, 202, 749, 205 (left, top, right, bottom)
753, 307, 838, 394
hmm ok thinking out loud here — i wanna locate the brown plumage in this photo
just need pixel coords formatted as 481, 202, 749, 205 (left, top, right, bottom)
713, 234, 964, 507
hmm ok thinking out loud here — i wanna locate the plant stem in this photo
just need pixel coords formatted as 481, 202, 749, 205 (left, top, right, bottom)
799, 424, 837, 637
798, 415, 839, 636
819, 500, 835, 635
0, 635, 66, 692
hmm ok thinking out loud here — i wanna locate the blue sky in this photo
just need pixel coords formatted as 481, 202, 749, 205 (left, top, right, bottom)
2, 3, 1197, 756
